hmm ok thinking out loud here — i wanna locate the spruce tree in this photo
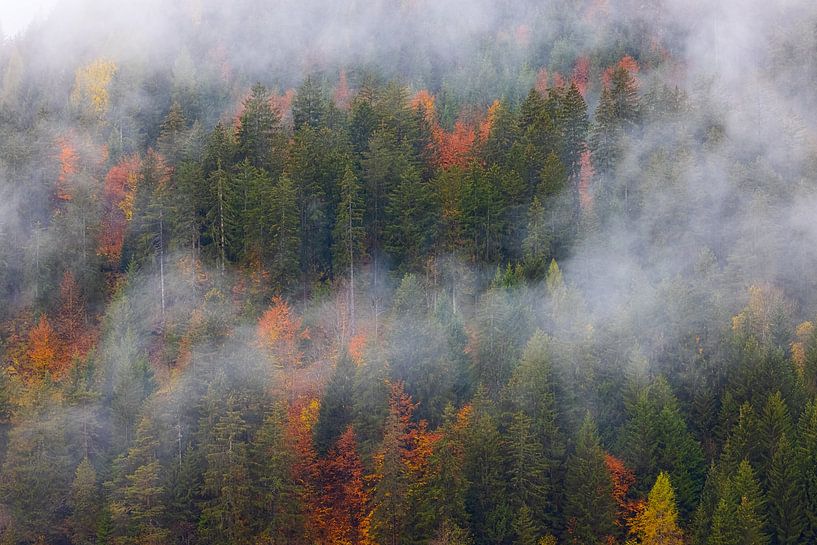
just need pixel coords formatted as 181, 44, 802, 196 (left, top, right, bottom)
563, 414, 616, 545
767, 434, 805, 545
237, 82, 283, 174
68, 457, 100, 545
795, 401, 817, 541
313, 350, 356, 455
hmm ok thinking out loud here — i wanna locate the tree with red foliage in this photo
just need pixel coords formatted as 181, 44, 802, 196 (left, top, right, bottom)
99, 156, 139, 267
605, 453, 644, 531
333, 69, 352, 111
571, 57, 590, 97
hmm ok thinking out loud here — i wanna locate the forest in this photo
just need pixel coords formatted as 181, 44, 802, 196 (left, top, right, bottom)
2, 0, 817, 544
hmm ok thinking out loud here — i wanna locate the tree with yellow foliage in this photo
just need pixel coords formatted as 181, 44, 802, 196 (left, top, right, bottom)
627, 472, 684, 545
70, 58, 116, 121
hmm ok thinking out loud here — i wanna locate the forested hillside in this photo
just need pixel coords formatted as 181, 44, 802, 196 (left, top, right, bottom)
2, 1, 817, 544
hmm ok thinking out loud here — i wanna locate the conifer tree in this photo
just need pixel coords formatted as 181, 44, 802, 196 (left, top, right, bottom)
292, 75, 327, 130
710, 460, 769, 545
628, 472, 684, 545
314, 350, 356, 455
767, 434, 805, 545
237, 82, 283, 174
563, 414, 616, 545
757, 391, 793, 485
68, 457, 100, 545
795, 401, 817, 541
200, 407, 252, 545
504, 412, 550, 533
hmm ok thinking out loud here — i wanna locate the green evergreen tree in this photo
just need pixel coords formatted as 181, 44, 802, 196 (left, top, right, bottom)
237, 82, 284, 174
710, 460, 769, 545
68, 457, 100, 545
563, 414, 616, 545
200, 406, 252, 545
504, 412, 550, 532
767, 434, 805, 545
795, 401, 817, 542
314, 350, 356, 455
250, 403, 305, 543
512, 505, 539, 545
292, 75, 327, 130
757, 392, 793, 485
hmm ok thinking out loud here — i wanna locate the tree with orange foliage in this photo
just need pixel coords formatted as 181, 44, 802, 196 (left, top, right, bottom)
370, 382, 440, 545
435, 121, 476, 170
605, 453, 643, 531
602, 55, 640, 90
56, 137, 78, 203
99, 156, 139, 267
257, 296, 310, 397
318, 427, 373, 545
535, 68, 549, 97
27, 315, 61, 378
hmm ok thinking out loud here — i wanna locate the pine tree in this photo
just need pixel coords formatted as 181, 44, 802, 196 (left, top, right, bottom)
628, 472, 684, 545
710, 460, 769, 545
421, 405, 470, 534
108, 416, 168, 545
555, 82, 589, 180
757, 391, 793, 485
314, 350, 356, 455
504, 412, 550, 532
463, 390, 512, 545
563, 414, 616, 545
269, 174, 300, 287
332, 165, 366, 328
157, 101, 187, 165
521, 197, 550, 279
204, 166, 240, 273
384, 163, 439, 267
237, 82, 283, 174
250, 403, 305, 543
292, 75, 327, 130
512, 505, 539, 545
767, 434, 805, 545
200, 407, 252, 545
795, 401, 817, 541
68, 457, 100, 545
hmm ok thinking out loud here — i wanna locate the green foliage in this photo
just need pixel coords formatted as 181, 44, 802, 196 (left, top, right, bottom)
563, 414, 616, 545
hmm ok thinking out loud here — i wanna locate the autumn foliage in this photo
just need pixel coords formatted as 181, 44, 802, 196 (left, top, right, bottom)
603, 55, 640, 89
411, 90, 477, 170
257, 296, 308, 366
56, 137, 79, 202
27, 315, 59, 377
98, 156, 139, 266
572, 56, 590, 97
605, 453, 643, 529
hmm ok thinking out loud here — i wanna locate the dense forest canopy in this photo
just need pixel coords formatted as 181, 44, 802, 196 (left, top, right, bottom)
2, 0, 817, 544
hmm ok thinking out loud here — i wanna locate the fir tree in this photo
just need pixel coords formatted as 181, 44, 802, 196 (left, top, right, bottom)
563, 414, 616, 545
628, 472, 684, 545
